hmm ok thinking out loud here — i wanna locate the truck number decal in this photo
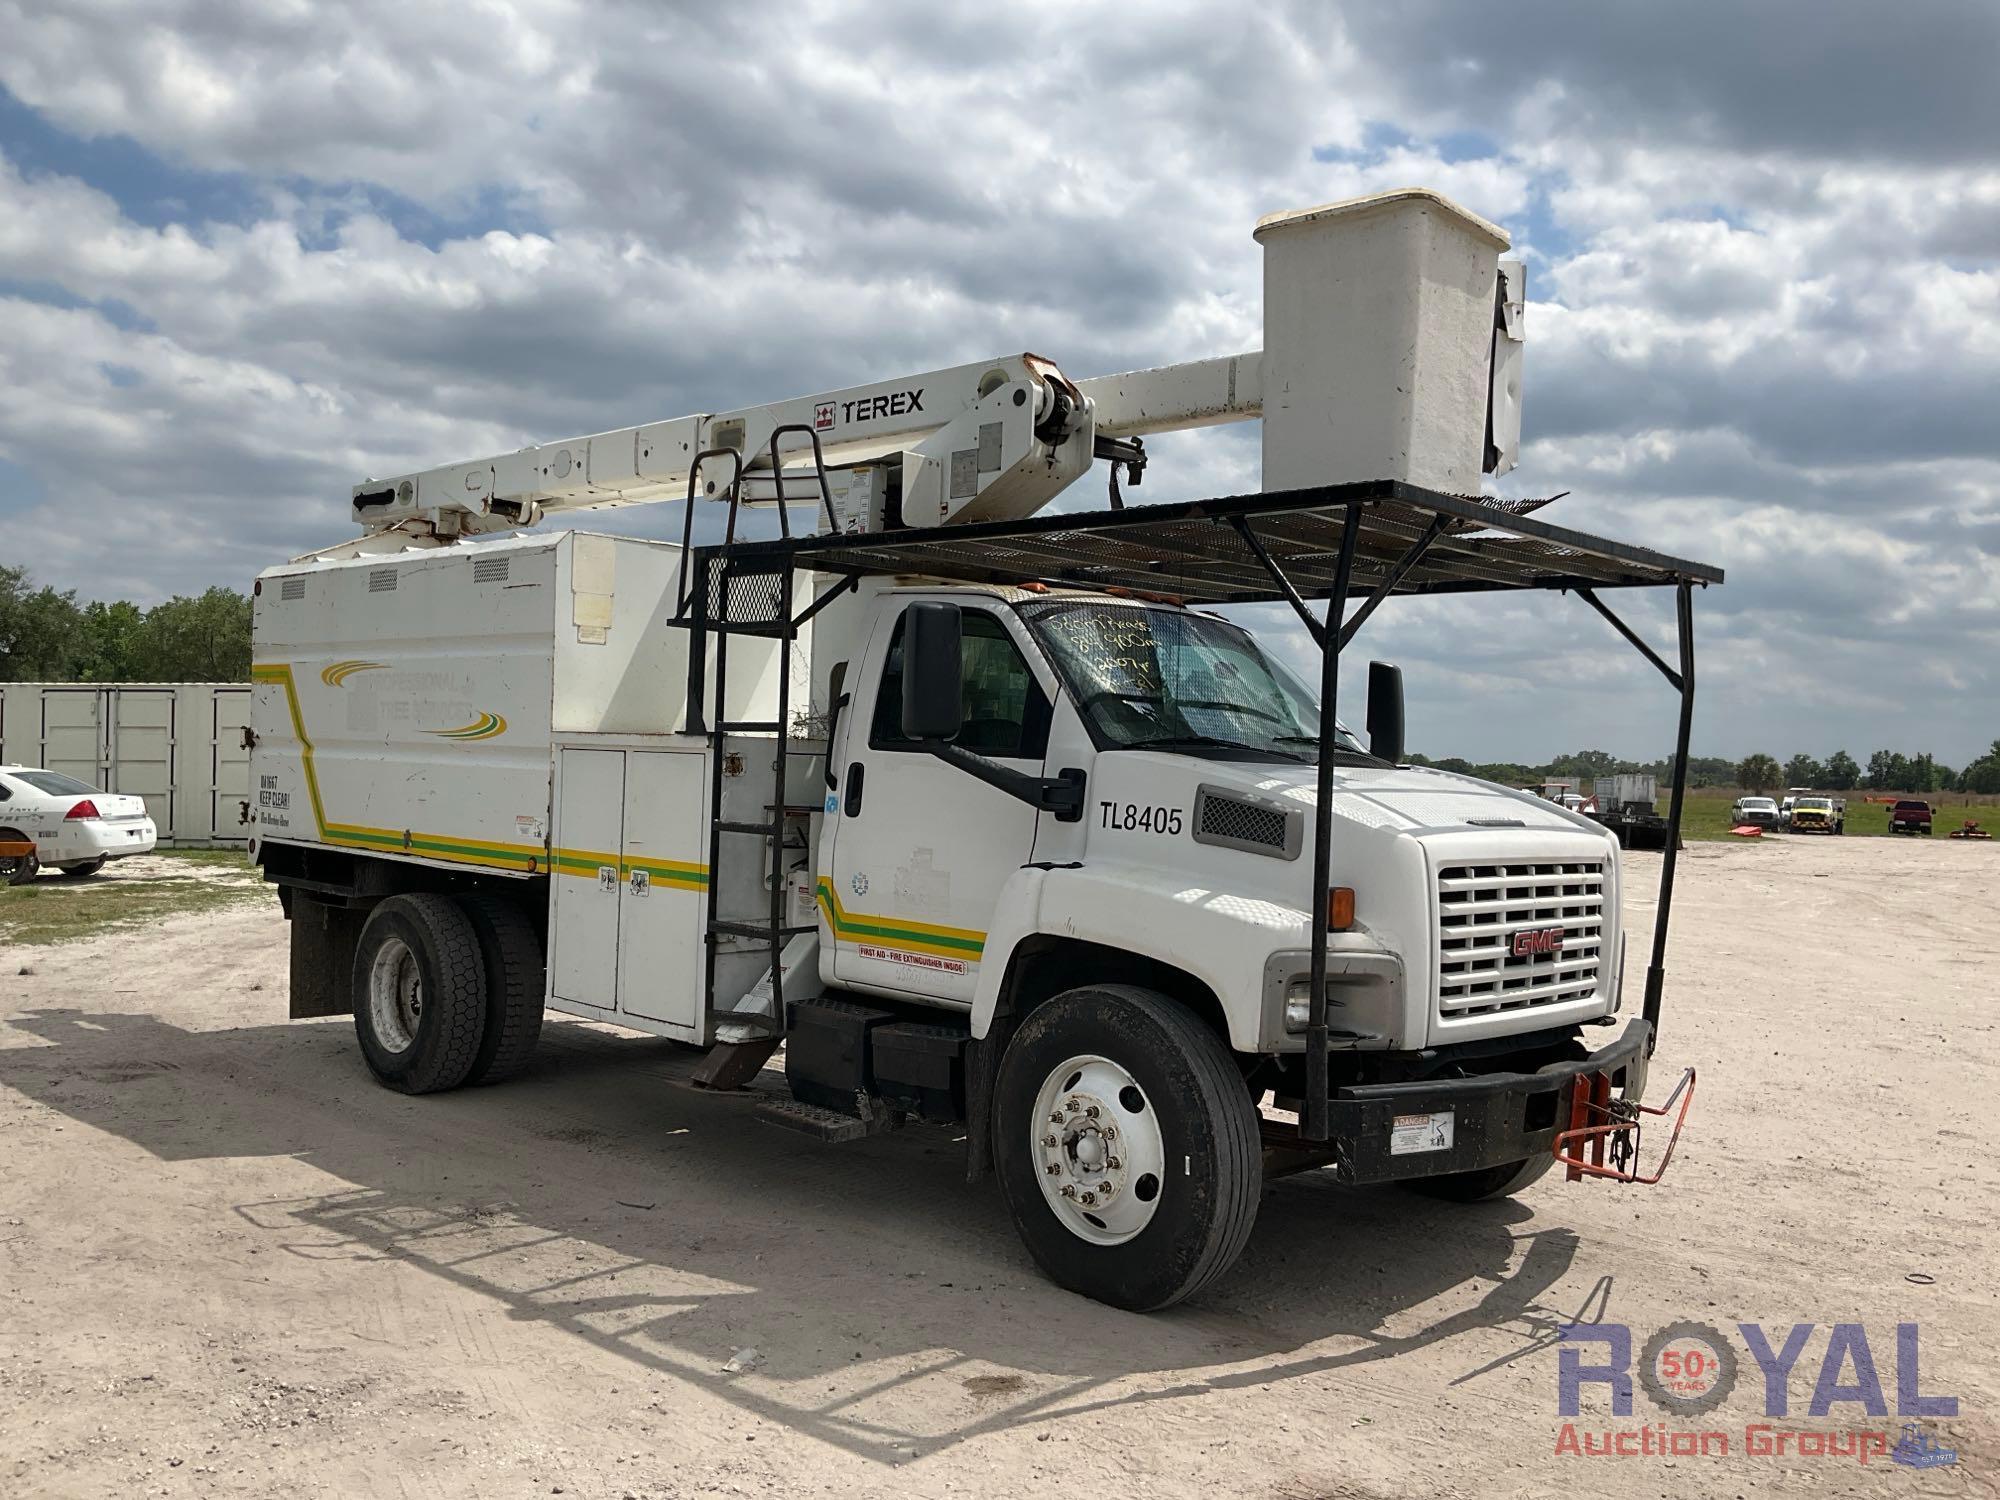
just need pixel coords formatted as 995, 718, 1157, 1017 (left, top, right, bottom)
1099, 801, 1183, 836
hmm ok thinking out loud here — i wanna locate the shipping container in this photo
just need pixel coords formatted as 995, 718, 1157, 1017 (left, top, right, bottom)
0, 682, 252, 845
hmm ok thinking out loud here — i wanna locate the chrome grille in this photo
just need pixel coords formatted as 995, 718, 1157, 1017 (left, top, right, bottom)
1436, 859, 1604, 1018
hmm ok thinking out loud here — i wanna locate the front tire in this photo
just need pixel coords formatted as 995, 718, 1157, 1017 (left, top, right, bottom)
1402, 1153, 1555, 1203
994, 984, 1261, 1311
59, 858, 108, 879
351, 893, 488, 1094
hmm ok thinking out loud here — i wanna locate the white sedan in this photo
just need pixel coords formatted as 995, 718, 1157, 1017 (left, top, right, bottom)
0, 765, 157, 884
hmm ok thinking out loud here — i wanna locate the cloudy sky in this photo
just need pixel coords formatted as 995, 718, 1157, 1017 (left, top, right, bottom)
2, 1, 1996, 767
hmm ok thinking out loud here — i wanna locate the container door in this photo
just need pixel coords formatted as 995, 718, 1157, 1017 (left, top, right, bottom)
550, 748, 625, 1012
111, 688, 176, 838
212, 688, 254, 844
41, 689, 105, 787
615, 750, 707, 1036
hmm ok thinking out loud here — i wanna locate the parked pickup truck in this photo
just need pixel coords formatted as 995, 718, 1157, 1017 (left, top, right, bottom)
1789, 796, 1845, 834
1730, 795, 1781, 829
1888, 799, 1933, 836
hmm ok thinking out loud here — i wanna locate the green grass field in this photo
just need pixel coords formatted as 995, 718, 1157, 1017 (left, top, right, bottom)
1674, 789, 2000, 842
1, 849, 270, 946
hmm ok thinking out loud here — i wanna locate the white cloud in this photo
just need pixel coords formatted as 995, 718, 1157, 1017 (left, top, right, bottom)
0, 0, 1993, 765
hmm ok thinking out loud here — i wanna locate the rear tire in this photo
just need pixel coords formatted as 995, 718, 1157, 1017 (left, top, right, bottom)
59, 858, 108, 879
456, 893, 545, 1085
351, 893, 488, 1094
1402, 1153, 1555, 1203
994, 984, 1261, 1311
0, 830, 38, 886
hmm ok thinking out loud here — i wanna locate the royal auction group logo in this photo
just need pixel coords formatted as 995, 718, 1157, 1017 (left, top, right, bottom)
1556, 1320, 1958, 1468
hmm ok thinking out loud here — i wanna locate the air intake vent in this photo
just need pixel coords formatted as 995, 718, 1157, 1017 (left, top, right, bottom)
279, 577, 306, 601
368, 569, 398, 593
1193, 786, 1300, 860
472, 556, 510, 583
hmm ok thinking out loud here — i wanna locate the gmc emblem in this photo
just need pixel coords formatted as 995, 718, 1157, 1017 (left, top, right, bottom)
1511, 926, 1565, 957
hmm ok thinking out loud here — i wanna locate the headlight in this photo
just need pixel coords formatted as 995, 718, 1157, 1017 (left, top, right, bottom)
1285, 980, 1313, 1031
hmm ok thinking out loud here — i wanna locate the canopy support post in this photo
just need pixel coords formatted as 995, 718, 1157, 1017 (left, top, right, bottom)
1303, 501, 1362, 1142
1642, 582, 1696, 1056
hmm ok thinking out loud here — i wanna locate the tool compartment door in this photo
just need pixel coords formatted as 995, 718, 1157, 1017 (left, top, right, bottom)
616, 750, 706, 1037
550, 748, 625, 1012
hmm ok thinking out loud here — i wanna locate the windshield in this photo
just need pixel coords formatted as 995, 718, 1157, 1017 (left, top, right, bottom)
11, 769, 101, 797
1021, 600, 1370, 761
1798, 798, 1833, 810
1742, 798, 1776, 809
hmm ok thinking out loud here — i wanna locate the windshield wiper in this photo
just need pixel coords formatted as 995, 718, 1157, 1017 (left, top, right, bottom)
1122, 733, 1306, 760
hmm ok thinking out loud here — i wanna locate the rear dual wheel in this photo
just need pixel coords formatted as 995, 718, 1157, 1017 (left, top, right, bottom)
352, 892, 544, 1093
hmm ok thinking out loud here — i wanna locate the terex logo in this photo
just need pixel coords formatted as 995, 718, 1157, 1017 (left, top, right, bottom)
836, 388, 924, 425
1513, 926, 1565, 957
813, 402, 835, 432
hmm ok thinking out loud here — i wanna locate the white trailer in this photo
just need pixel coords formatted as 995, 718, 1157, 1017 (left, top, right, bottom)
0, 681, 252, 845
251, 190, 1715, 1309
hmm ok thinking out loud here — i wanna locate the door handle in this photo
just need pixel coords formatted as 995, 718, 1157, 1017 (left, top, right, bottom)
843, 762, 865, 816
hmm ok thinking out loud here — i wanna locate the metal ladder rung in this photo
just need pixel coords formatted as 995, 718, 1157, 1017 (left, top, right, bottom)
709, 919, 817, 941
713, 819, 781, 837
718, 719, 782, 733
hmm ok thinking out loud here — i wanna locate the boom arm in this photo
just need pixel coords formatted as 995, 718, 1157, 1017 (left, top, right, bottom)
338, 189, 1523, 553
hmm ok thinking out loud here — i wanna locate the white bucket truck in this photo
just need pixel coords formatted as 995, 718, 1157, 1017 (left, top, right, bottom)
251, 190, 1713, 1309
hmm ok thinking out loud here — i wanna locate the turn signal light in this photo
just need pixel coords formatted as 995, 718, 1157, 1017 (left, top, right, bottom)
1327, 886, 1355, 930
65, 799, 100, 821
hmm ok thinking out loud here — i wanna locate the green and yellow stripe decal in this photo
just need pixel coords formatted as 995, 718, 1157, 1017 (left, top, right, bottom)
424, 710, 508, 741
320, 660, 387, 687
815, 878, 985, 960
548, 845, 708, 889
253, 662, 572, 875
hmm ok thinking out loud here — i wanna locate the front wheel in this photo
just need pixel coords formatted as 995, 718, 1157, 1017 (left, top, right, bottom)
1402, 1153, 1555, 1203
351, 893, 488, 1094
994, 984, 1262, 1311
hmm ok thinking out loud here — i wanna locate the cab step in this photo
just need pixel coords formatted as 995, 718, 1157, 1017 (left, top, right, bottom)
754, 1096, 900, 1143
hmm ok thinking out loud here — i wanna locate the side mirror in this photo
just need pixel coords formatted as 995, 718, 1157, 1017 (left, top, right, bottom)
901, 602, 964, 741
1366, 660, 1404, 764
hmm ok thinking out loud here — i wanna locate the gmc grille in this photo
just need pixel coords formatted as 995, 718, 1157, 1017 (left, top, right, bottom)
1436, 859, 1604, 1019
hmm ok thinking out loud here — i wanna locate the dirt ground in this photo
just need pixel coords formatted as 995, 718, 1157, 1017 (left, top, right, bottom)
2, 836, 1994, 1498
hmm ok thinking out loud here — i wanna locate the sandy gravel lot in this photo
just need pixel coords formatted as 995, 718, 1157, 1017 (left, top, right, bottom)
2, 836, 1994, 1498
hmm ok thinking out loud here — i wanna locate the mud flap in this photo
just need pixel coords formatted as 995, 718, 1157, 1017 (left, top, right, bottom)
288, 893, 366, 1019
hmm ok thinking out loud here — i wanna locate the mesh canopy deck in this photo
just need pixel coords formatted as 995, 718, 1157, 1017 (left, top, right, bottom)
711, 479, 1723, 603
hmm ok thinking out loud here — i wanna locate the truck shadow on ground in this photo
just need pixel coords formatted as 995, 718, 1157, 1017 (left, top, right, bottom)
1, 1006, 1606, 1465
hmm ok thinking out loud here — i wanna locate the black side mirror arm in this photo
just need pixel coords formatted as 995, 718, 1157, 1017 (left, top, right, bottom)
921, 743, 1086, 822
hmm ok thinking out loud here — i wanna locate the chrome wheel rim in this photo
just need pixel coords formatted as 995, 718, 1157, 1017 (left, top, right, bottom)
1031, 1053, 1167, 1245
368, 936, 423, 1053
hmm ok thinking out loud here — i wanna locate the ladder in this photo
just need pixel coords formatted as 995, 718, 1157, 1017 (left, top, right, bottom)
677, 427, 842, 1038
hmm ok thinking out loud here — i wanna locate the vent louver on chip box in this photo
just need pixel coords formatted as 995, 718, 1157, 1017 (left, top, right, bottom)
368, 569, 398, 593
472, 557, 510, 583
279, 578, 306, 601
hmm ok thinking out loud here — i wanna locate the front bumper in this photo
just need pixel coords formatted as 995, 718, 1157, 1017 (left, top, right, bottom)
1326, 1018, 1651, 1185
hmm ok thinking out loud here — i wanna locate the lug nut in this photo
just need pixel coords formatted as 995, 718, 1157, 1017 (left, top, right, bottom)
1042, 1133, 1058, 1147
1084, 1105, 1099, 1119
1103, 1126, 1117, 1140
1106, 1156, 1121, 1170
1066, 1099, 1080, 1113
1045, 1162, 1061, 1175
1049, 1111, 1064, 1124
1060, 1184, 1076, 1199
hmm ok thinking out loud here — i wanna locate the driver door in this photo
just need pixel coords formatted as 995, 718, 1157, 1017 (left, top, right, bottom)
822, 599, 1052, 1004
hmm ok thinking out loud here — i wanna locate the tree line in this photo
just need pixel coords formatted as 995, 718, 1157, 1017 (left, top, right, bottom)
1735, 746, 2000, 796
0, 563, 252, 683
1410, 743, 2000, 796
